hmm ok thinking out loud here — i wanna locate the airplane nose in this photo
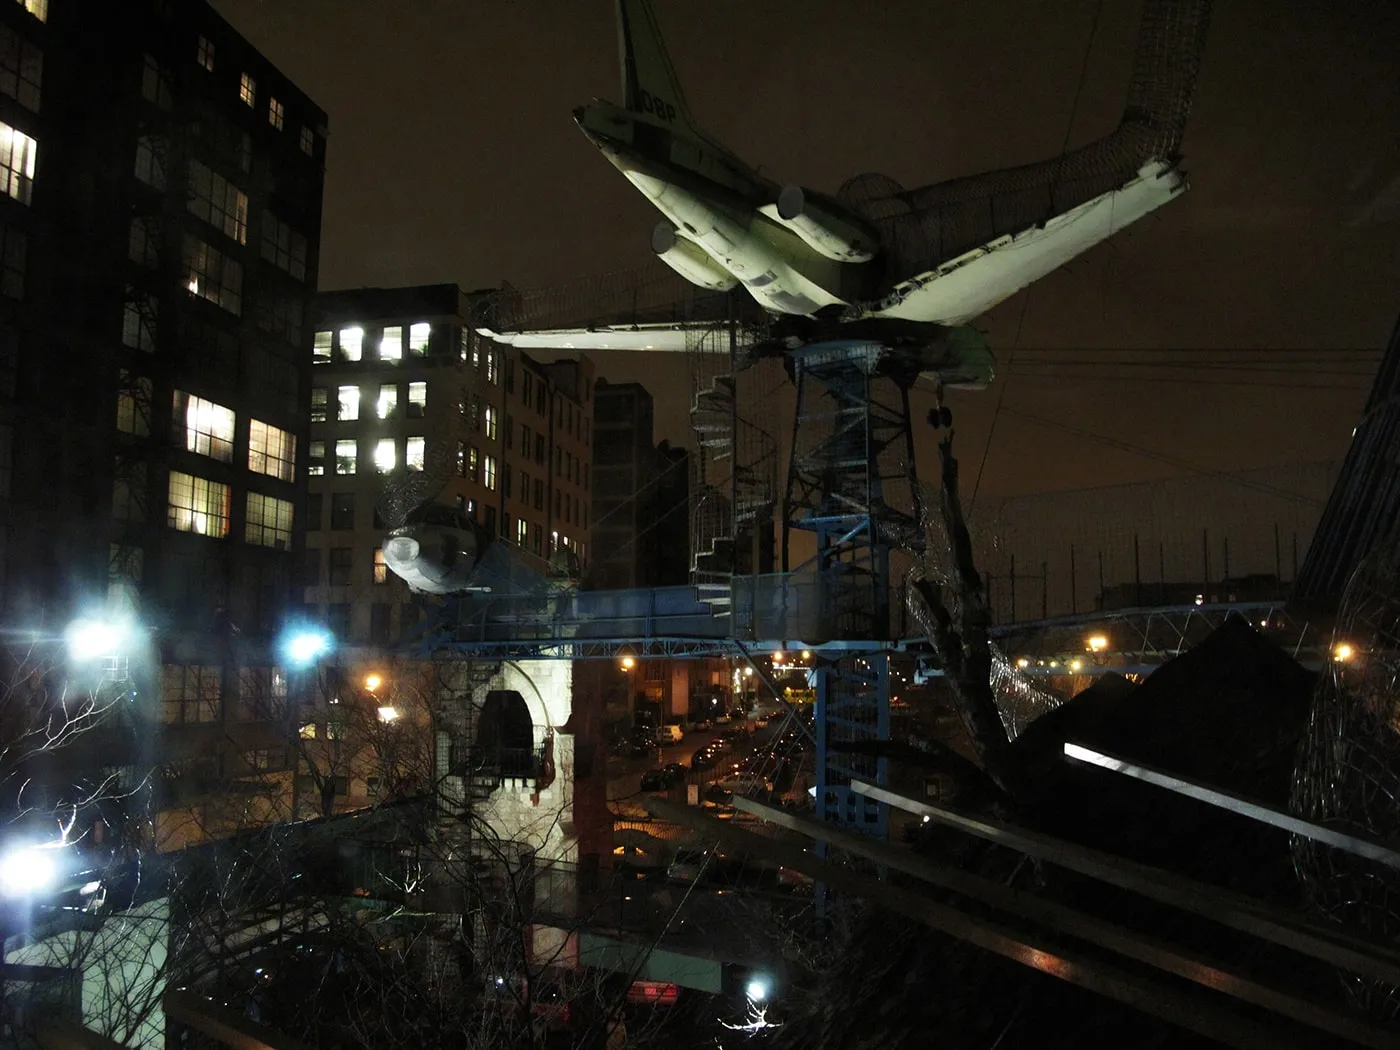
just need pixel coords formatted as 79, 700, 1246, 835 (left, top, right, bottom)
384, 536, 420, 565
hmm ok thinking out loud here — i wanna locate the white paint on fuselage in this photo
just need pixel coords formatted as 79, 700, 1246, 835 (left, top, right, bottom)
620, 169, 845, 316
871, 161, 1186, 326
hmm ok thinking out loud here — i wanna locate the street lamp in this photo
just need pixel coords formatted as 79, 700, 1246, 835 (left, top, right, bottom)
281, 627, 332, 669
745, 976, 771, 1002
377, 705, 401, 723
621, 656, 635, 671
1334, 643, 1355, 663
1086, 635, 1108, 653
65, 618, 127, 662
364, 673, 383, 692
0, 843, 65, 897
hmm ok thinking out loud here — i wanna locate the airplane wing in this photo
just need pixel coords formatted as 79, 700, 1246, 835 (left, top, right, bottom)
477, 321, 756, 352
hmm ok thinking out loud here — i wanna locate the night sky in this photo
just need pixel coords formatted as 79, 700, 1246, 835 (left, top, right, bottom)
214, 0, 1400, 500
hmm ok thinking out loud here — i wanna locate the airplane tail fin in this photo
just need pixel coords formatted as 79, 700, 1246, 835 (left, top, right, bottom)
616, 0, 697, 131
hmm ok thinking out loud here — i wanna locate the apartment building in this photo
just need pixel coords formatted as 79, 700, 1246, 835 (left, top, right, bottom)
0, 0, 326, 848
305, 285, 593, 644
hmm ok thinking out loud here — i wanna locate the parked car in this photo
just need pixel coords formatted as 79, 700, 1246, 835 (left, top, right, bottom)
715, 771, 771, 796
691, 747, 720, 771
641, 766, 685, 792
654, 724, 684, 745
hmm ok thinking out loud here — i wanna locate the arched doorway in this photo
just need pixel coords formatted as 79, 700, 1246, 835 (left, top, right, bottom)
476, 690, 536, 777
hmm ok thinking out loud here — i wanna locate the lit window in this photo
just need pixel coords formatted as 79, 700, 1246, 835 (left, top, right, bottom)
379, 325, 402, 362
406, 437, 425, 471
134, 136, 165, 189
310, 388, 328, 423
484, 455, 497, 491
245, 491, 293, 550
313, 330, 332, 364
239, 72, 255, 107
374, 438, 396, 473
466, 446, 480, 482
261, 213, 306, 280
408, 381, 426, 418
334, 439, 356, 475
485, 349, 498, 385
14, 0, 45, 22
167, 471, 230, 538
0, 120, 35, 205
376, 384, 398, 420
299, 723, 317, 739
484, 407, 498, 441
197, 35, 214, 72
248, 419, 295, 482
408, 322, 430, 354
373, 547, 388, 584
337, 385, 359, 421
173, 391, 235, 462
339, 326, 363, 362
188, 160, 248, 244
268, 97, 284, 130
308, 440, 325, 476
183, 235, 243, 315
516, 518, 528, 545
0, 25, 42, 112
115, 371, 152, 436
162, 665, 220, 724
299, 126, 314, 156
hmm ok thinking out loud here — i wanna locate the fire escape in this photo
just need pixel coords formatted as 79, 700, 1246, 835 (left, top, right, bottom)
687, 303, 777, 632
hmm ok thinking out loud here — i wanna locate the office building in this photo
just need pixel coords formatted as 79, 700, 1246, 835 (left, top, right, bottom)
590, 379, 689, 589
304, 285, 593, 644
0, 1, 326, 848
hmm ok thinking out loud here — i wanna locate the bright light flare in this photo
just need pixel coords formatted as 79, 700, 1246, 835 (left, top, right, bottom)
745, 976, 771, 1002
772, 652, 783, 663
281, 628, 332, 668
1087, 635, 1108, 653
364, 673, 383, 692
377, 705, 401, 723
0, 844, 62, 897
65, 619, 125, 661
1016, 657, 1030, 669
1069, 658, 1083, 672
743, 667, 753, 677
621, 656, 635, 670
1334, 643, 1355, 663
801, 650, 811, 660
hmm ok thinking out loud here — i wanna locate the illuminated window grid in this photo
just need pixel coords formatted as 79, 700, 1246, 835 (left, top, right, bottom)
167, 471, 230, 538
245, 491, 293, 550
248, 419, 295, 482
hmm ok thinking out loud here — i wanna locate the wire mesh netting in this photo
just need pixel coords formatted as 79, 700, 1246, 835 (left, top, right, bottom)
839, 0, 1212, 286
966, 461, 1337, 622
1291, 527, 1400, 1018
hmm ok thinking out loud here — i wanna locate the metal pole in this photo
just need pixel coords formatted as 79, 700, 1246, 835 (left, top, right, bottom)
1010, 553, 1017, 624
1134, 533, 1142, 607
1070, 543, 1077, 615
1098, 549, 1105, 611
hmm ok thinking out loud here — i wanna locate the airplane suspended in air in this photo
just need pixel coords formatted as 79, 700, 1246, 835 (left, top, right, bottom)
486, 0, 1211, 402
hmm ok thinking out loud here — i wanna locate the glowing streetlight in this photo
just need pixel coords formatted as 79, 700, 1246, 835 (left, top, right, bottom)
1334, 643, 1355, 663
801, 650, 811, 660
1069, 658, 1083, 672
621, 656, 635, 670
65, 619, 126, 662
1016, 657, 1030, 669
0, 843, 64, 897
281, 628, 332, 669
364, 673, 383, 692
743, 667, 753, 677
377, 705, 401, 723
772, 651, 783, 664
745, 976, 771, 1002
1086, 635, 1108, 653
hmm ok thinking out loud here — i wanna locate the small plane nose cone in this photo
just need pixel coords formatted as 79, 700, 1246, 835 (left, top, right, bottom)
384, 536, 420, 567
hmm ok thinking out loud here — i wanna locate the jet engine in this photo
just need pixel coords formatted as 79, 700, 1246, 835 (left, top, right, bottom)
650, 223, 739, 291
769, 185, 878, 263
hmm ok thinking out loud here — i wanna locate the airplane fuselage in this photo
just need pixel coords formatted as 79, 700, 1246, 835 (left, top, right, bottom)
577, 100, 862, 316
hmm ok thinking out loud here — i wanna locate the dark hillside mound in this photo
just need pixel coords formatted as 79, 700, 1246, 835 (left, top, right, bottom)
1013, 615, 1313, 803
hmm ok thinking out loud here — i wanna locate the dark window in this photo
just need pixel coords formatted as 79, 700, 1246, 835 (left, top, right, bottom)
534, 478, 544, 511
484, 505, 497, 537
399, 602, 419, 638
327, 602, 351, 638
369, 603, 391, 644
534, 434, 545, 465
307, 493, 322, 531
330, 492, 354, 530
301, 548, 320, 586
503, 463, 512, 499
328, 547, 352, 586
